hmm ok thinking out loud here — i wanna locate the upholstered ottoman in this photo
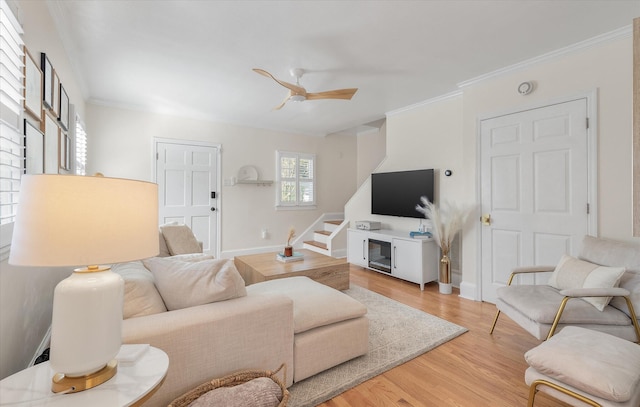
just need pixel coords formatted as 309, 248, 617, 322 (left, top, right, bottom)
246, 276, 369, 382
524, 326, 640, 407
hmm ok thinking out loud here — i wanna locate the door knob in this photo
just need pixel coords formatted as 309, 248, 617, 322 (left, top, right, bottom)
480, 214, 491, 225
211, 207, 216, 212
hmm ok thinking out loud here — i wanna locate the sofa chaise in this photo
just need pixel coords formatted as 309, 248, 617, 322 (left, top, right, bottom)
113, 253, 369, 407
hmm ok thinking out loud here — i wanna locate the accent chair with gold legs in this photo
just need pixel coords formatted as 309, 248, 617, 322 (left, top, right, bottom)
524, 326, 640, 407
490, 235, 640, 342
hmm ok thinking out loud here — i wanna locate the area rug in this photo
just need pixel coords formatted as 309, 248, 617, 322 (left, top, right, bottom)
287, 285, 468, 407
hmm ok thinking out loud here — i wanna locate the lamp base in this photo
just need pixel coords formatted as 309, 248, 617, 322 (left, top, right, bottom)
52, 359, 118, 393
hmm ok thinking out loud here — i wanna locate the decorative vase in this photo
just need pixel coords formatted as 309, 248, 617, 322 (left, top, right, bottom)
284, 246, 293, 257
439, 251, 452, 294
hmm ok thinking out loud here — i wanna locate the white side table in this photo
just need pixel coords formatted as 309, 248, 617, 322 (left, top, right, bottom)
0, 345, 169, 406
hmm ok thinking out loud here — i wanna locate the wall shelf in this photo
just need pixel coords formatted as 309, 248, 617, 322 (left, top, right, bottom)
237, 180, 273, 186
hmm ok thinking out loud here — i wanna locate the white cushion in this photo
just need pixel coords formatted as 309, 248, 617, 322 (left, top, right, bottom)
548, 254, 625, 311
143, 257, 246, 311
525, 326, 640, 402
111, 261, 167, 319
160, 224, 202, 255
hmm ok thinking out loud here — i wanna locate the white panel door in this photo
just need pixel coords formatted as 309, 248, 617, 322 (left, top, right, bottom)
480, 99, 590, 303
156, 141, 219, 256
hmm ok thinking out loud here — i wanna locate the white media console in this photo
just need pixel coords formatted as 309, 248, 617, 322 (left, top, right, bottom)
347, 228, 439, 290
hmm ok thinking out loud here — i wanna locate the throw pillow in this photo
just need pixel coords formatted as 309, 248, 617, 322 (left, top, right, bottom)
111, 261, 167, 319
188, 377, 282, 407
160, 224, 202, 255
158, 221, 178, 257
142, 257, 247, 311
547, 254, 625, 311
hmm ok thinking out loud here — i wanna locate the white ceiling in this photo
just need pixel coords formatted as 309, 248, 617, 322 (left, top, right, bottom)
48, 0, 639, 136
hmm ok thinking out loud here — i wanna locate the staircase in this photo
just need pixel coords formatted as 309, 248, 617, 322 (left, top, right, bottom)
298, 215, 348, 258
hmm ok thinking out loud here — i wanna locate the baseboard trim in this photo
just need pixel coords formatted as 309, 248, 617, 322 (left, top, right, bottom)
459, 281, 478, 301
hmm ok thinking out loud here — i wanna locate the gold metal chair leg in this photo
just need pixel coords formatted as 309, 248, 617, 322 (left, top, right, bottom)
489, 310, 501, 334
529, 380, 602, 407
546, 297, 571, 340
622, 296, 640, 343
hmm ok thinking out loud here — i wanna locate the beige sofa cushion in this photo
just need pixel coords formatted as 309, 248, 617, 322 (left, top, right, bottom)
548, 255, 625, 311
143, 257, 246, 311
525, 326, 640, 402
161, 224, 202, 255
246, 276, 367, 333
112, 261, 167, 319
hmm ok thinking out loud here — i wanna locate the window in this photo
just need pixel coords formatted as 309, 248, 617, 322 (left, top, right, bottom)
0, 0, 24, 229
75, 116, 87, 175
276, 151, 316, 209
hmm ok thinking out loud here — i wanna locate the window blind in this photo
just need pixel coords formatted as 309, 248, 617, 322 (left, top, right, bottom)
75, 116, 87, 175
0, 0, 24, 227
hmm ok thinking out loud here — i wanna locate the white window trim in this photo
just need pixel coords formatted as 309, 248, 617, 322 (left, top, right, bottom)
0, 0, 24, 261
275, 151, 317, 210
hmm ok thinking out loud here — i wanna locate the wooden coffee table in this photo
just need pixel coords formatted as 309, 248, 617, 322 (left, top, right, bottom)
234, 249, 349, 290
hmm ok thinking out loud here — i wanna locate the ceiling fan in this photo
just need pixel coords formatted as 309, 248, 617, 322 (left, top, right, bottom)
253, 68, 357, 110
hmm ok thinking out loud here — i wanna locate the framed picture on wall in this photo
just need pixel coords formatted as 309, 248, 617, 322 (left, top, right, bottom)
44, 113, 59, 174
41, 53, 53, 109
24, 119, 44, 174
58, 131, 70, 172
58, 84, 69, 131
52, 69, 60, 116
23, 47, 43, 121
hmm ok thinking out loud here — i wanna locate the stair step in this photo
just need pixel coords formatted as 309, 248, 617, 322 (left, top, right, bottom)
315, 230, 331, 236
325, 220, 343, 226
304, 240, 327, 250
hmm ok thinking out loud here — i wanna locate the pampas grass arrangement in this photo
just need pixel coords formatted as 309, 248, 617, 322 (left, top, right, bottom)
416, 197, 472, 293
286, 227, 296, 247
415, 197, 472, 255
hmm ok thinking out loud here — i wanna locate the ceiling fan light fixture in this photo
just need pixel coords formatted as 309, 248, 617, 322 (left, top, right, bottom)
289, 94, 306, 102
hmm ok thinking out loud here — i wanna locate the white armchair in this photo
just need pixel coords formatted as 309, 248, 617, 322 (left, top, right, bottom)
490, 235, 640, 342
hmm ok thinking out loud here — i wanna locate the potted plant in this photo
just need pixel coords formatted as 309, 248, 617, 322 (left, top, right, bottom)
284, 227, 295, 257
416, 197, 472, 294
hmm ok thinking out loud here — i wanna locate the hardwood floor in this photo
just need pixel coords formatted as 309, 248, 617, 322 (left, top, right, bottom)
317, 266, 570, 407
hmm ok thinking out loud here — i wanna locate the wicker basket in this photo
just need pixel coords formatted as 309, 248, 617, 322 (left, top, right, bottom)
168, 364, 289, 407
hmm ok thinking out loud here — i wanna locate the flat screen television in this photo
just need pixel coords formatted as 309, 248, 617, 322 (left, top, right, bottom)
371, 169, 434, 218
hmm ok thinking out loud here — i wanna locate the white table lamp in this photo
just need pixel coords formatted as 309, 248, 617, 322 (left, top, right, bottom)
9, 174, 159, 393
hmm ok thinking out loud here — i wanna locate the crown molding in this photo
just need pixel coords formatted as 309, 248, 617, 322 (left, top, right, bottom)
458, 25, 633, 89
386, 90, 463, 117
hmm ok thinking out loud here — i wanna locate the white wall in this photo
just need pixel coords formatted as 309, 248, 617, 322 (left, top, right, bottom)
356, 122, 386, 186
0, 0, 85, 380
347, 31, 639, 299
86, 104, 358, 256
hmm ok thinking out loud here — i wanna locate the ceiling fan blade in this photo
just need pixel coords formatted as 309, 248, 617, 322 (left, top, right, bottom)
273, 92, 292, 110
306, 88, 358, 101
253, 68, 306, 95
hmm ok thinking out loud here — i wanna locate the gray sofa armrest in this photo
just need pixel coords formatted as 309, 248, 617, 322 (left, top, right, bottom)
559, 287, 631, 298
507, 266, 555, 285
123, 293, 294, 407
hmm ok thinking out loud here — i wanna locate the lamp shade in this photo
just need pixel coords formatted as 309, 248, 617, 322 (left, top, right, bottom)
8, 174, 159, 391
9, 174, 159, 266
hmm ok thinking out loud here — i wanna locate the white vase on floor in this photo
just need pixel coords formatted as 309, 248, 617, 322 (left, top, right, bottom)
439, 282, 453, 295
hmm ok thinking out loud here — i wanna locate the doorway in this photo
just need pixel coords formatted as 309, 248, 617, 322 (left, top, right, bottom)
479, 97, 596, 303
154, 138, 221, 257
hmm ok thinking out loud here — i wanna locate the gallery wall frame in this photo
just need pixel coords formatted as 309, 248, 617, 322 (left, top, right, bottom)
58, 83, 69, 131
41, 53, 53, 109
58, 131, 70, 172
52, 69, 60, 116
44, 113, 59, 174
23, 47, 42, 122
24, 119, 44, 174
